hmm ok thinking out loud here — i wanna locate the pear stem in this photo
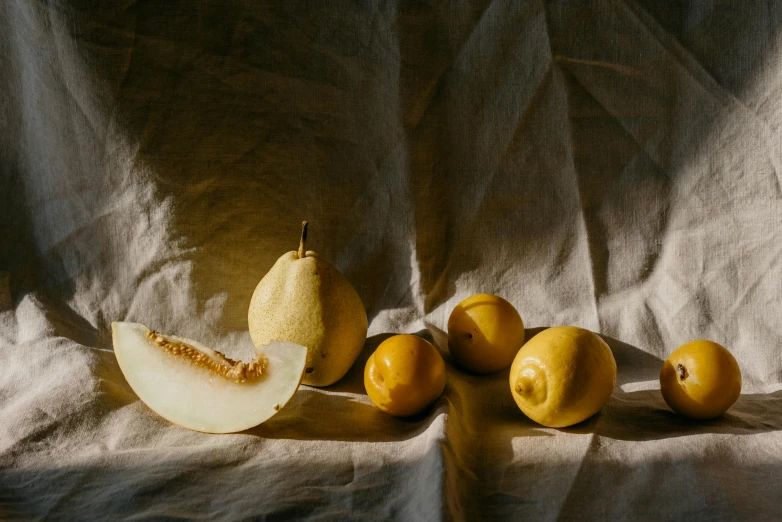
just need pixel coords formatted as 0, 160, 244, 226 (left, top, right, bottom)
297, 221, 308, 258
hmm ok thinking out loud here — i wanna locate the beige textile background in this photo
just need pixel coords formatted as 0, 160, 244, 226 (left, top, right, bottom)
2, 0, 782, 520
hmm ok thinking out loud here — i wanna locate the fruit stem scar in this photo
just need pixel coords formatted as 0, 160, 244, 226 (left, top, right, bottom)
298, 220, 308, 259
677, 363, 689, 381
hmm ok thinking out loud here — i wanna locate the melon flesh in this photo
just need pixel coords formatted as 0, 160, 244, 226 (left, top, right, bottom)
112, 322, 307, 433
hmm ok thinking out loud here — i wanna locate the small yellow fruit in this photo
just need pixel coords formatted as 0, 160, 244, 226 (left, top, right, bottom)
509, 326, 616, 428
447, 294, 525, 374
364, 334, 446, 417
660, 340, 741, 419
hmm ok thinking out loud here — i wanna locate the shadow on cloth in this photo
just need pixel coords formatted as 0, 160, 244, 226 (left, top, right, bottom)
567, 389, 782, 442
0, 442, 457, 521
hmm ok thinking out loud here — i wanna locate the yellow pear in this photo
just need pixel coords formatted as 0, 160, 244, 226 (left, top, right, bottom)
248, 222, 368, 387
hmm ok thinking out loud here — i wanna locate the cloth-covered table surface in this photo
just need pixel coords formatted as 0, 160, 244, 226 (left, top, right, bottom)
2, 1, 782, 520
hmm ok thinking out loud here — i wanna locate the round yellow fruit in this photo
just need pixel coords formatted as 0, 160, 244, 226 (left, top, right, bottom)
364, 334, 446, 417
509, 326, 616, 428
447, 294, 525, 374
660, 340, 741, 419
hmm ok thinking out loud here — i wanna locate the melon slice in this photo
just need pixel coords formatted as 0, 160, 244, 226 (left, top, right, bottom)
112, 322, 306, 433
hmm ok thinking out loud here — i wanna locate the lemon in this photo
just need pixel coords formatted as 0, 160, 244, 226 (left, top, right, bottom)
447, 294, 525, 374
509, 326, 616, 428
364, 334, 446, 417
660, 340, 741, 419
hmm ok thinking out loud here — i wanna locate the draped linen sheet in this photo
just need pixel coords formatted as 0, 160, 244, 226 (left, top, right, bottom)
2, 1, 782, 519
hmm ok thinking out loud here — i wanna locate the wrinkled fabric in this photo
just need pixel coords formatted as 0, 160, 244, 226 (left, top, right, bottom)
2, 0, 782, 520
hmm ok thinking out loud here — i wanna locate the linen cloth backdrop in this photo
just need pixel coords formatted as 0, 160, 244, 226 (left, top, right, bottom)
2, 0, 782, 520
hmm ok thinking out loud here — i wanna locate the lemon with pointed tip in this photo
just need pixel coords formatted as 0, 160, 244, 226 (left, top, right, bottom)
509, 326, 616, 428
660, 340, 741, 419
447, 294, 525, 374
364, 334, 446, 417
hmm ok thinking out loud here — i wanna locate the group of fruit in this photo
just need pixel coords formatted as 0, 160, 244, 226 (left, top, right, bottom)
112, 223, 742, 433
443, 295, 741, 427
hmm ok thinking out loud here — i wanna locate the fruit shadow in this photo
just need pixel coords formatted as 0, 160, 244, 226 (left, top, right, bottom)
245, 388, 446, 443
420, 324, 554, 442
247, 329, 449, 443
425, 322, 555, 438
562, 388, 782, 442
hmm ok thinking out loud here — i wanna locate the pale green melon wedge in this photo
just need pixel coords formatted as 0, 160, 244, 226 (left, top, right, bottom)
112, 322, 306, 433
